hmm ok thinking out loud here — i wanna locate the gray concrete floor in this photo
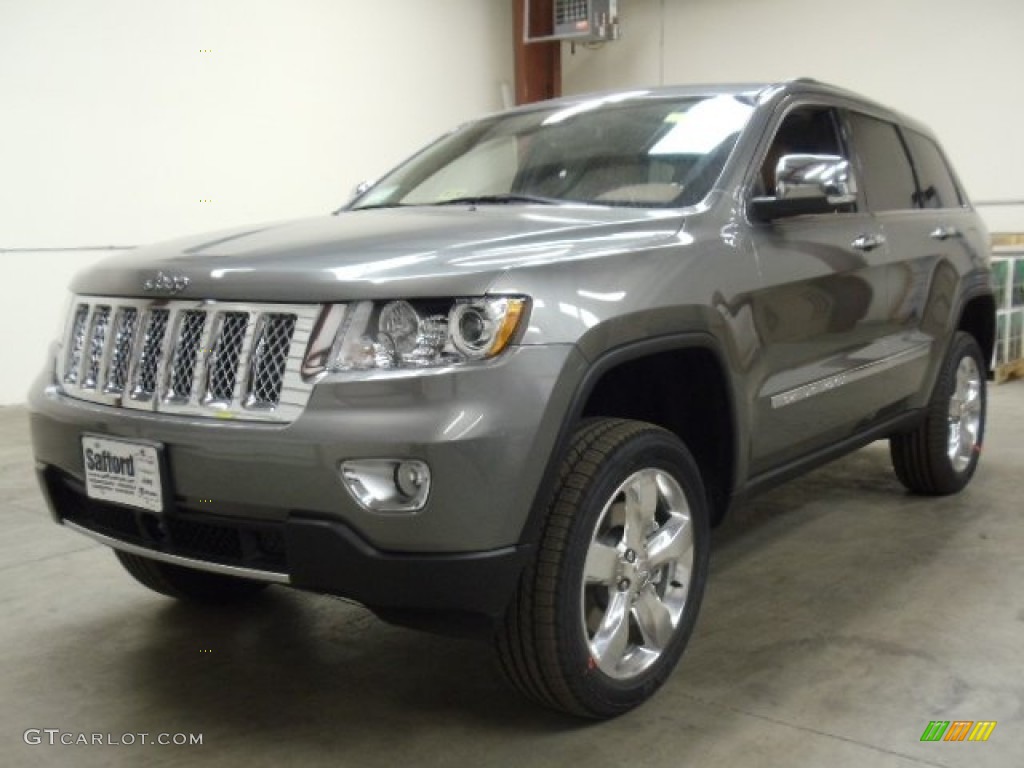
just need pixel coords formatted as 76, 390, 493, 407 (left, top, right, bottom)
2, 384, 1022, 768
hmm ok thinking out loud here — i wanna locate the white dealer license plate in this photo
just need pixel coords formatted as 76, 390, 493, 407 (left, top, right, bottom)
82, 435, 164, 513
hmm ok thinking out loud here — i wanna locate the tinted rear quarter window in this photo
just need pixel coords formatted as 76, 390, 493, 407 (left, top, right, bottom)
903, 130, 963, 209
846, 112, 917, 212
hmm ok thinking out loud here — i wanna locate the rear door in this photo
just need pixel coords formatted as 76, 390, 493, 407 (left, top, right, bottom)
877, 125, 990, 380
842, 111, 972, 405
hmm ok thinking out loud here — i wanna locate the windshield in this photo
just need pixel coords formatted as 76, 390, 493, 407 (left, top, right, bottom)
351, 93, 755, 210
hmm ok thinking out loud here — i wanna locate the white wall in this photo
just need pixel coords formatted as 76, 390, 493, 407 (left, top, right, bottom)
562, 0, 1024, 233
0, 0, 513, 404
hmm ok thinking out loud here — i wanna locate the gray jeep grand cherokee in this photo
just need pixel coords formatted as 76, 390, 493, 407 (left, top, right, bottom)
29, 79, 995, 718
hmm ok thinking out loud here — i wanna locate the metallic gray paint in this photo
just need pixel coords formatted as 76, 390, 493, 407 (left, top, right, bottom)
30, 344, 585, 552
30, 78, 994, 581
73, 207, 683, 304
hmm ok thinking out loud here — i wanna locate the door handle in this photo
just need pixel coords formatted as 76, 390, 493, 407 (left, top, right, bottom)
852, 234, 886, 251
930, 225, 961, 241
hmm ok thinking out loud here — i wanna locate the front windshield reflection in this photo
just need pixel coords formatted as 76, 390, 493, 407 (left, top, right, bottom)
352, 94, 754, 211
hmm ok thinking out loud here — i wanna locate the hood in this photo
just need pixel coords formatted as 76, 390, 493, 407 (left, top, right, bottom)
71, 205, 684, 302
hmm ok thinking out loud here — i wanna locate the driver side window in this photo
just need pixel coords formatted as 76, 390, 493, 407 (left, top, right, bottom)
757, 106, 845, 196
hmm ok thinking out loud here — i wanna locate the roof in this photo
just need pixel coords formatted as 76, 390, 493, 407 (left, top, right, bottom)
502, 78, 933, 137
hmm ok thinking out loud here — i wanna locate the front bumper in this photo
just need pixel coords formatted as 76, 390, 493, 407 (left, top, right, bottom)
38, 464, 531, 619
29, 343, 586, 618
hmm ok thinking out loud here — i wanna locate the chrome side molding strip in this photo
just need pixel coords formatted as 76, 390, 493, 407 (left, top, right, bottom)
770, 343, 931, 409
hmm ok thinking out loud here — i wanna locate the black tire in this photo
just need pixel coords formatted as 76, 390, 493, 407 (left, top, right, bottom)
890, 331, 987, 495
115, 550, 269, 604
495, 418, 711, 718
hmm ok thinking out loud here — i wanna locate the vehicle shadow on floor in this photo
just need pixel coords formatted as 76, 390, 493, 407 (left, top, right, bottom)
673, 439, 1000, 734
112, 588, 582, 735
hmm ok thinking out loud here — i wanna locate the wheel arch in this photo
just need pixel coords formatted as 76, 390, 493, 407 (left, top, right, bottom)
520, 334, 740, 544
957, 292, 996, 372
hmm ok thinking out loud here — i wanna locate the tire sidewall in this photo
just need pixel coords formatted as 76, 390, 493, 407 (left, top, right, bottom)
555, 429, 711, 712
929, 333, 987, 489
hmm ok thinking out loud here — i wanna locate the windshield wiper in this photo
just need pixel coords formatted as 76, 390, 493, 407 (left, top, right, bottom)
349, 202, 410, 211
349, 194, 562, 212
432, 193, 560, 206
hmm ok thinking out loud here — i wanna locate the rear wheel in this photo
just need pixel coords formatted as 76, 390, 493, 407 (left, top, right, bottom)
496, 418, 710, 718
115, 550, 268, 604
890, 331, 986, 495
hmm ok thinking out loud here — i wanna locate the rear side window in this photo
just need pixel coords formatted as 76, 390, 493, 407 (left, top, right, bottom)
903, 130, 963, 209
846, 112, 917, 211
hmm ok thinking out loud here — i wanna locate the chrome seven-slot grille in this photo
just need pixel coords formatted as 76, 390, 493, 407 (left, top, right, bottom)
58, 297, 320, 422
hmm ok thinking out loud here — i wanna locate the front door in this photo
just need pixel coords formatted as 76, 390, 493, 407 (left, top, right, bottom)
747, 103, 903, 474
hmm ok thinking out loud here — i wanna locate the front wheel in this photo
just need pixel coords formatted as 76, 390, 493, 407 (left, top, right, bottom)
496, 418, 710, 718
890, 331, 987, 495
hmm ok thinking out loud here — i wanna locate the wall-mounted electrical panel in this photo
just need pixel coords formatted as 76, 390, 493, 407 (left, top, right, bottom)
524, 0, 620, 44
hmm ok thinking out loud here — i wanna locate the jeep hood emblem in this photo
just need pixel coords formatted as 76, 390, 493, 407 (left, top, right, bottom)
143, 271, 190, 295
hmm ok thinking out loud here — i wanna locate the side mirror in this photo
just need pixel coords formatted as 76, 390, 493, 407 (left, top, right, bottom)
750, 154, 857, 220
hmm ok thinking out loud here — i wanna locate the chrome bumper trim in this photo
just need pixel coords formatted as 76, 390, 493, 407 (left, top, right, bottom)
63, 520, 291, 585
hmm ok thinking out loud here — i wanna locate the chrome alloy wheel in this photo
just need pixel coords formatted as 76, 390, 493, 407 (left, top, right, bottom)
947, 356, 982, 473
580, 468, 694, 679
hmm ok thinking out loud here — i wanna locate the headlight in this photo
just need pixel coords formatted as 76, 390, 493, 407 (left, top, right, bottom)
313, 296, 527, 373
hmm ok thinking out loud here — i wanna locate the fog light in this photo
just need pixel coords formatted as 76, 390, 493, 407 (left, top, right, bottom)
340, 459, 431, 513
